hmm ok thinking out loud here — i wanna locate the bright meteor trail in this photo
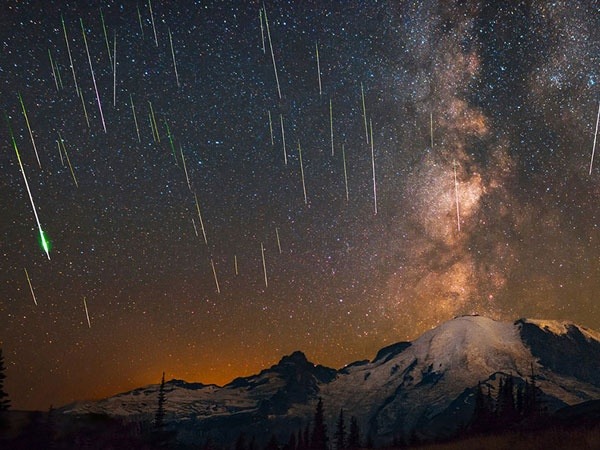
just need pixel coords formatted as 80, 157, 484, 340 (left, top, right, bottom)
6, 116, 51, 260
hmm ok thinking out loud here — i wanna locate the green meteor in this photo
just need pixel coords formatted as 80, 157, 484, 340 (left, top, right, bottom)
6, 115, 51, 259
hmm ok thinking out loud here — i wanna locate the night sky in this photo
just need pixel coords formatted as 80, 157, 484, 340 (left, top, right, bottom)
1, 0, 599, 411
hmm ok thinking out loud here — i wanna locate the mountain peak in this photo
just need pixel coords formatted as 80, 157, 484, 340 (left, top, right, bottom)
278, 350, 310, 366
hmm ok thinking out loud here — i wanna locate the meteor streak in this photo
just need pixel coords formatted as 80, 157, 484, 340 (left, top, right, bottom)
130, 94, 140, 142
430, 111, 434, 149
113, 31, 117, 106
453, 159, 461, 232
58, 132, 78, 188
234, 254, 239, 275
211, 258, 220, 294
137, 5, 144, 38
180, 145, 191, 190
168, 28, 180, 88
316, 42, 322, 96
83, 297, 91, 328
18, 93, 41, 168
330, 98, 334, 156
48, 49, 59, 91
259, 8, 265, 53
61, 15, 78, 95
100, 8, 113, 71
148, 101, 159, 142
262, 5, 281, 99
79, 87, 90, 128
81, 18, 107, 132
6, 116, 50, 260
280, 114, 287, 165
261, 242, 268, 288
24, 268, 37, 306
194, 193, 208, 244
148, 0, 158, 47
590, 100, 600, 175
342, 143, 349, 202
361, 82, 368, 144
268, 110, 274, 145
275, 227, 282, 254
191, 217, 199, 237
298, 140, 307, 205
370, 119, 377, 215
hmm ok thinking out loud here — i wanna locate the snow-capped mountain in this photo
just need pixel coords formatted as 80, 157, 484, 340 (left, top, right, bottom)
61, 315, 600, 445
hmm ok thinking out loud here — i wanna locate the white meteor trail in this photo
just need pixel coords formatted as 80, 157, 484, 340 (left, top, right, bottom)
168, 28, 180, 88
81, 18, 107, 132
370, 119, 377, 215
430, 111, 434, 148
7, 117, 50, 260
275, 227, 282, 254
194, 193, 208, 244
100, 8, 113, 71
234, 254, 239, 275
113, 31, 117, 106
61, 15, 78, 95
316, 42, 322, 96
342, 143, 349, 202
148, 0, 158, 47
79, 87, 90, 128
56, 140, 64, 166
211, 258, 221, 294
268, 110, 274, 145
130, 94, 140, 142
261, 242, 268, 288
361, 82, 368, 144
298, 140, 307, 205
330, 98, 334, 156
18, 93, 41, 169
83, 297, 91, 328
259, 8, 265, 53
191, 217, 199, 237
589, 100, 600, 175
453, 159, 461, 232
180, 145, 191, 190
58, 132, 78, 188
280, 114, 287, 165
48, 49, 59, 91
137, 5, 144, 38
262, 5, 281, 99
24, 268, 37, 306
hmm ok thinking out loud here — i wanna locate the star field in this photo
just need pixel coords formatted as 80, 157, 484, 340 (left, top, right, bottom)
0, 0, 599, 410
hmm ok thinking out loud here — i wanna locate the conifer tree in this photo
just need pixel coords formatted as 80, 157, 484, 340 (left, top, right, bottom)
154, 371, 166, 428
285, 431, 296, 450
303, 423, 310, 450
334, 409, 346, 450
235, 432, 247, 450
0, 348, 10, 412
310, 398, 328, 450
265, 434, 279, 450
347, 417, 360, 450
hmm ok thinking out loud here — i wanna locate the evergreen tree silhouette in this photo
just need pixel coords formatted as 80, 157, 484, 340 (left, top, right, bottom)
303, 423, 310, 450
470, 381, 493, 433
285, 431, 296, 450
154, 371, 166, 429
265, 434, 279, 450
0, 348, 10, 412
310, 398, 328, 450
334, 409, 346, 450
235, 432, 247, 450
347, 416, 360, 450
297, 428, 304, 450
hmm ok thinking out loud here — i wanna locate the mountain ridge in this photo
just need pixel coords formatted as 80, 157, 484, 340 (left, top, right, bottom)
60, 315, 600, 445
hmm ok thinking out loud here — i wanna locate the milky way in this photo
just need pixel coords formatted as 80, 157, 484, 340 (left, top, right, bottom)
0, 0, 598, 410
